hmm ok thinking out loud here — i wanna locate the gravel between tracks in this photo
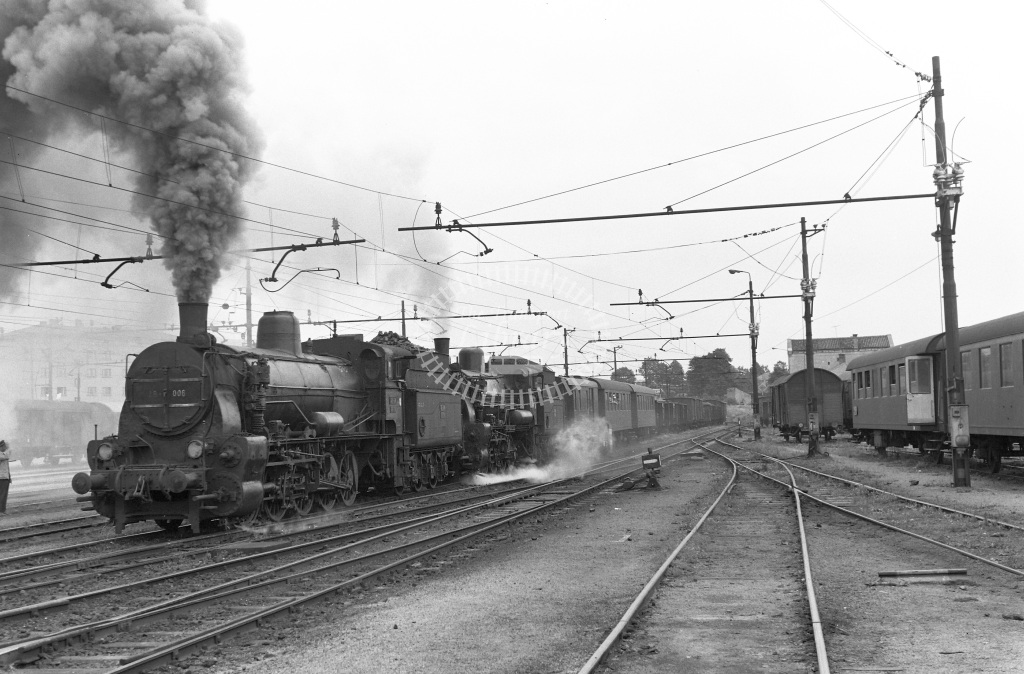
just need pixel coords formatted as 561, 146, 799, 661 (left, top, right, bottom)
155, 449, 727, 674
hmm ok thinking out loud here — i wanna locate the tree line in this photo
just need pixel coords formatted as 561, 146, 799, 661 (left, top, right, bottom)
610, 349, 790, 399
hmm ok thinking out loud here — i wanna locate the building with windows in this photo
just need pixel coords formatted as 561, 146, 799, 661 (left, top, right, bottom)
787, 334, 893, 376
0, 318, 176, 419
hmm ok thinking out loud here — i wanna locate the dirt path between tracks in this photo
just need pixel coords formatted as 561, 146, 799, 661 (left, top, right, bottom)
157, 450, 727, 674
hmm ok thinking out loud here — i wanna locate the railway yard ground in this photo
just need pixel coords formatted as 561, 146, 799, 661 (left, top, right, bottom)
2, 430, 1024, 673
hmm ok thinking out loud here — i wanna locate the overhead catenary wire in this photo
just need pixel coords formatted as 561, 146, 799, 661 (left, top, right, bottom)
4, 84, 430, 205
665, 95, 925, 208
464, 92, 925, 219
818, 0, 930, 81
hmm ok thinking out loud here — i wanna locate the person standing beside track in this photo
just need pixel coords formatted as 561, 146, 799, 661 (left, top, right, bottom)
0, 439, 11, 514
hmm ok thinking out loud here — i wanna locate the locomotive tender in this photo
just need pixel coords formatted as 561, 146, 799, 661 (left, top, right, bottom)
72, 303, 724, 533
847, 311, 1024, 470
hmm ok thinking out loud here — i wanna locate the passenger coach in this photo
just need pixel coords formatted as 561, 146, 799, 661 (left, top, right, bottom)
847, 311, 1024, 470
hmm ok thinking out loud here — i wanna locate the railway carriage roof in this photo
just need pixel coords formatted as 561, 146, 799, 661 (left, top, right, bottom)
589, 377, 635, 393
770, 367, 843, 388
846, 311, 1024, 370
628, 384, 659, 396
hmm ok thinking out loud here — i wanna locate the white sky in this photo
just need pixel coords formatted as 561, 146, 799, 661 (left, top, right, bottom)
4, 0, 1018, 380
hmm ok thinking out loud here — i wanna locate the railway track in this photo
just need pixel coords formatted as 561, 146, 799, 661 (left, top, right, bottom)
0, 514, 107, 543
725, 440, 1024, 536
709, 438, 1024, 672
0, 430, 720, 673
582, 437, 828, 673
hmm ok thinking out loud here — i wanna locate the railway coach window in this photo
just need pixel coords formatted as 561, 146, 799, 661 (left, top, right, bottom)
980, 346, 992, 389
864, 370, 872, 398
961, 351, 973, 390
908, 359, 932, 395
881, 367, 890, 396
898, 364, 906, 395
1001, 343, 1013, 387
888, 365, 898, 396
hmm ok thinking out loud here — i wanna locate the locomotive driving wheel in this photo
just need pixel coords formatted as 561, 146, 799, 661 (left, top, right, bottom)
316, 454, 340, 511
264, 497, 290, 522
293, 491, 315, 517
338, 451, 358, 507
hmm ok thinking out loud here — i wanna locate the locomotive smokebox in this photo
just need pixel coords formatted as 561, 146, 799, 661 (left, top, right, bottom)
434, 337, 451, 367
459, 347, 485, 373
177, 303, 212, 345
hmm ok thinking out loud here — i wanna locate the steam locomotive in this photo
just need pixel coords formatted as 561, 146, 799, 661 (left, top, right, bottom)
72, 303, 721, 533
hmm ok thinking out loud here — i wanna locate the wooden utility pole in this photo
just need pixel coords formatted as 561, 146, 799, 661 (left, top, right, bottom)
729, 269, 761, 439
800, 217, 821, 457
931, 56, 970, 486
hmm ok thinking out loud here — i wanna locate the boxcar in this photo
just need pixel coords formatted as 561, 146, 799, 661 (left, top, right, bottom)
770, 368, 845, 442
847, 311, 1024, 470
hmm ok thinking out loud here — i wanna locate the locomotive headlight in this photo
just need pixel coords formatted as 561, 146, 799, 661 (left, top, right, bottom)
186, 440, 205, 460
97, 443, 114, 461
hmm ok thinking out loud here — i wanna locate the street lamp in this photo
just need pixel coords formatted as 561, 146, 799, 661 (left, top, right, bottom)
729, 269, 762, 439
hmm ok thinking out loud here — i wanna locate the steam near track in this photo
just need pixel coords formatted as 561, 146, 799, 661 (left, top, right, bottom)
466, 418, 613, 486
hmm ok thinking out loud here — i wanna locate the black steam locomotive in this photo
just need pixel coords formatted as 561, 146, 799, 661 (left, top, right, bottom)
72, 303, 721, 533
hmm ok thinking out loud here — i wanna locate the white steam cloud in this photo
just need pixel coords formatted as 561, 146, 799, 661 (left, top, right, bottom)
466, 417, 614, 486
0, 0, 262, 302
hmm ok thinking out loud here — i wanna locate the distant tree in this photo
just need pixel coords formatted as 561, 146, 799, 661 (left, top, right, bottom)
640, 358, 685, 396
666, 360, 685, 396
766, 360, 790, 385
687, 348, 733, 398
612, 367, 636, 383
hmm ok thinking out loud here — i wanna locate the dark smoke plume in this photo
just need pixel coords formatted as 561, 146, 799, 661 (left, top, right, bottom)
0, 0, 263, 302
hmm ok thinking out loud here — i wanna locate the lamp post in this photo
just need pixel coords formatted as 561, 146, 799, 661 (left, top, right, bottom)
729, 269, 761, 440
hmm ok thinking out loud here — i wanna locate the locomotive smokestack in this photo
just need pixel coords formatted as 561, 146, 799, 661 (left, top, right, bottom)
178, 303, 209, 344
434, 337, 451, 367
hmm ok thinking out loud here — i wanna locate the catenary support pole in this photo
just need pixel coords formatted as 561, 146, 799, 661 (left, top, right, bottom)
800, 217, 820, 457
746, 278, 761, 440
931, 56, 970, 487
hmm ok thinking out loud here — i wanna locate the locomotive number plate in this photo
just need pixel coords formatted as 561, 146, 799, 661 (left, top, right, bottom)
132, 378, 203, 406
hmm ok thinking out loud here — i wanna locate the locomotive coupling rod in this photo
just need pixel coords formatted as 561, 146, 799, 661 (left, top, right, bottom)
191, 493, 221, 502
